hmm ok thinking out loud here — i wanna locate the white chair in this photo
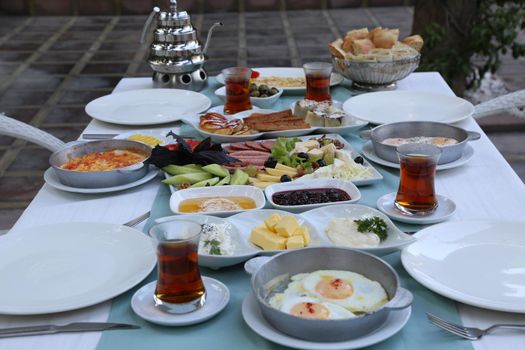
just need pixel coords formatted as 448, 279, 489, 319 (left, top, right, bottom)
473, 89, 525, 119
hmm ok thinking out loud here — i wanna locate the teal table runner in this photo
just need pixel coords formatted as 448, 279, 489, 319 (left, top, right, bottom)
96, 78, 473, 350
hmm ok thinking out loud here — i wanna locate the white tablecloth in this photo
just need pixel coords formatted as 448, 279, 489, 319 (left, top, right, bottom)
1, 73, 524, 350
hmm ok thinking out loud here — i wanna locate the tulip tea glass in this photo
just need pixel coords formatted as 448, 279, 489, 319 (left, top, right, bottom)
303, 62, 332, 102
395, 143, 442, 215
149, 219, 206, 314
223, 67, 253, 114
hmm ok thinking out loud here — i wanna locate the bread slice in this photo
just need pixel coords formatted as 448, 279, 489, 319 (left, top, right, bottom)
401, 35, 424, 52
328, 38, 346, 58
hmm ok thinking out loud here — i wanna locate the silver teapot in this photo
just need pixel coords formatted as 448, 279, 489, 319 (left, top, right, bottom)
140, 0, 222, 91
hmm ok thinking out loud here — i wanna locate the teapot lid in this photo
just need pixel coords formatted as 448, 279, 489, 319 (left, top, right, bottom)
159, 0, 188, 20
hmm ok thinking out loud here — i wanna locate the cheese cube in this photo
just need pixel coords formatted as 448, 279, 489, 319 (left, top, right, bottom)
264, 213, 282, 231
275, 216, 300, 238
294, 226, 310, 246
250, 225, 286, 250
286, 235, 305, 250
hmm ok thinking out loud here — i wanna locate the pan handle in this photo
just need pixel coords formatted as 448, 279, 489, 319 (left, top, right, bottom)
466, 131, 481, 141
359, 130, 372, 140
0, 113, 66, 152
385, 287, 413, 310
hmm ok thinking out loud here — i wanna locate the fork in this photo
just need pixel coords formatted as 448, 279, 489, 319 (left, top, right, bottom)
123, 211, 151, 227
426, 313, 525, 340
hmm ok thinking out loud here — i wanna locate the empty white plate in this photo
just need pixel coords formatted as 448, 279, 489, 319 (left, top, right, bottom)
402, 221, 525, 313
131, 277, 230, 326
377, 192, 456, 224
86, 89, 211, 126
0, 222, 155, 315
343, 91, 474, 125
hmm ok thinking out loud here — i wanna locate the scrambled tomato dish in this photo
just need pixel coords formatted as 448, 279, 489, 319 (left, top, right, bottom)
61, 149, 147, 172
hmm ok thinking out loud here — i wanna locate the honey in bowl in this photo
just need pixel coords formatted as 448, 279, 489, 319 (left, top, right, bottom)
179, 196, 256, 213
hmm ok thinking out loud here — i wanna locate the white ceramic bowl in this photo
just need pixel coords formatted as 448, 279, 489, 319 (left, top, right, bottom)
154, 215, 259, 270
169, 185, 266, 217
214, 86, 283, 109
264, 178, 361, 213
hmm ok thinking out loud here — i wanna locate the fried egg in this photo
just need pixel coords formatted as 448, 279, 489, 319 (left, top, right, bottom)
301, 270, 388, 313
279, 296, 356, 320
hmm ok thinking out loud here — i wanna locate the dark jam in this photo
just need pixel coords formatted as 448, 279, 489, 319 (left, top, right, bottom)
272, 188, 351, 206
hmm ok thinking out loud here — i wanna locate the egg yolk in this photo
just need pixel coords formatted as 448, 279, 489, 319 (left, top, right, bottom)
315, 278, 353, 299
290, 302, 330, 320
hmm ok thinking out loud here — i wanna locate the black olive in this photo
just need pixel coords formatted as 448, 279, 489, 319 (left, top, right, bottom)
297, 152, 309, 159
264, 157, 277, 168
270, 87, 279, 95
317, 159, 327, 167
258, 84, 269, 94
280, 175, 292, 182
354, 156, 364, 164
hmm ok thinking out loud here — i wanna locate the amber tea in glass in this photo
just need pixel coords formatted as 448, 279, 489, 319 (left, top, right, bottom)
149, 219, 205, 314
395, 144, 442, 215
223, 67, 253, 114
303, 62, 332, 102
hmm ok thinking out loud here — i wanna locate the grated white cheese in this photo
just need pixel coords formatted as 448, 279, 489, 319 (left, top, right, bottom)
198, 223, 235, 256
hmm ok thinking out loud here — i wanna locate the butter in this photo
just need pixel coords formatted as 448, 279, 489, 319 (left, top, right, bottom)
264, 213, 282, 231
295, 226, 310, 245
275, 215, 300, 237
250, 225, 286, 250
286, 235, 305, 249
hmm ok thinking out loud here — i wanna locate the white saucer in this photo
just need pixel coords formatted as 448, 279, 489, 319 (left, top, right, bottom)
376, 192, 456, 224
242, 293, 411, 350
131, 277, 230, 326
43, 167, 159, 194
362, 141, 474, 171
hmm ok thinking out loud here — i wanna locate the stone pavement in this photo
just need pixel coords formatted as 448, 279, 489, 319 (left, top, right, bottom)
0, 7, 524, 230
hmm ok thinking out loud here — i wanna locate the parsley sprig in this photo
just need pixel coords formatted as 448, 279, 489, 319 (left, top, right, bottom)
354, 216, 388, 241
204, 239, 222, 255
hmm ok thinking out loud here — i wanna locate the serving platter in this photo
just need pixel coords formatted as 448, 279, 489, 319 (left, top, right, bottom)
342, 91, 475, 125
242, 293, 411, 350
362, 141, 475, 171
164, 134, 383, 194
401, 221, 525, 313
85, 89, 211, 126
158, 205, 410, 269
216, 67, 344, 92
181, 108, 367, 144
0, 222, 156, 315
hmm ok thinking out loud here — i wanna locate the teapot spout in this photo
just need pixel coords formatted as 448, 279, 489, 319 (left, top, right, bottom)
202, 22, 223, 56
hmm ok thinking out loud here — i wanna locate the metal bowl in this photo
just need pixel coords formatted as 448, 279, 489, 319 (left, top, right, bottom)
49, 140, 152, 188
249, 247, 412, 342
361, 121, 480, 164
332, 54, 420, 90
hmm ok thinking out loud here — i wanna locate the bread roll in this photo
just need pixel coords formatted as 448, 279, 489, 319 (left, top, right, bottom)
342, 28, 369, 51
401, 35, 424, 52
351, 38, 374, 55
367, 27, 383, 40
372, 29, 399, 49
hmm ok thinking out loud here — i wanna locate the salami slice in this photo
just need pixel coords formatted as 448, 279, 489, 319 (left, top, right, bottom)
229, 150, 271, 157
245, 141, 269, 152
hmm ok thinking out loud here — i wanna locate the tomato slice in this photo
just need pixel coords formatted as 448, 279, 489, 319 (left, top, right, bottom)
251, 70, 260, 79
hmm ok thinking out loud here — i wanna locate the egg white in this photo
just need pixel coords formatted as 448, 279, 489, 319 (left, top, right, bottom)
301, 270, 388, 313
280, 296, 356, 320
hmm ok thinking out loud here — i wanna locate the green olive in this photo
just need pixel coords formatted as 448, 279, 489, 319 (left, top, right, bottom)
260, 94, 268, 98
249, 83, 258, 92
258, 84, 269, 94
250, 90, 260, 97
270, 87, 279, 95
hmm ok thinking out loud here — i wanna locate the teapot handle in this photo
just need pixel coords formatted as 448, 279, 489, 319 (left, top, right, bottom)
140, 7, 160, 45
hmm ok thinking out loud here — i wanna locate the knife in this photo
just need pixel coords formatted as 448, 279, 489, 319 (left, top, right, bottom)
0, 322, 140, 338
